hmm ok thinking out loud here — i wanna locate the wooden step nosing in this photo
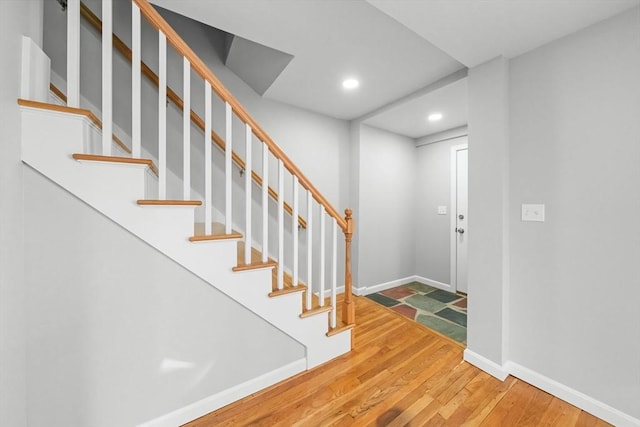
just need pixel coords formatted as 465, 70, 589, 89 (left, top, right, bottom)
137, 199, 202, 206
326, 323, 355, 337
299, 305, 332, 318
268, 286, 306, 298
18, 98, 93, 118
189, 233, 243, 242
232, 261, 278, 272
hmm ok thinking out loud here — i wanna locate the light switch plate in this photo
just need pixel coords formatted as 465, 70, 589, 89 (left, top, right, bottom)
522, 204, 545, 222
438, 206, 447, 215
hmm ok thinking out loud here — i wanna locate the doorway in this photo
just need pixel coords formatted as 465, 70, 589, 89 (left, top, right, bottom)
450, 144, 468, 294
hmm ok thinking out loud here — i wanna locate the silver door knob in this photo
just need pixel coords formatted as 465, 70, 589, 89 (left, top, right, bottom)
456, 228, 465, 234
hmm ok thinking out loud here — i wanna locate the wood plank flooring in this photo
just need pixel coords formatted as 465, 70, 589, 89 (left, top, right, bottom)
183, 296, 610, 427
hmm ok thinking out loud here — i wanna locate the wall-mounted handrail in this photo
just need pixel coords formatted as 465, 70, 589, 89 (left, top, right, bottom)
79, 1, 306, 228
132, 0, 345, 232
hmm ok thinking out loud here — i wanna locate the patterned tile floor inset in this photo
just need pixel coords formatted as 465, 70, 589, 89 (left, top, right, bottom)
365, 281, 467, 345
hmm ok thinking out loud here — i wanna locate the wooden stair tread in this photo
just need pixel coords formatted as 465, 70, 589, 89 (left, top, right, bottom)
232, 260, 278, 272
326, 322, 354, 337
137, 199, 202, 206
300, 305, 332, 318
189, 233, 242, 242
269, 285, 306, 298
72, 153, 158, 175
191, 222, 243, 241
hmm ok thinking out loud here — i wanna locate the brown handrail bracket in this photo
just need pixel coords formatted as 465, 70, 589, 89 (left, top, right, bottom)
79, 1, 306, 229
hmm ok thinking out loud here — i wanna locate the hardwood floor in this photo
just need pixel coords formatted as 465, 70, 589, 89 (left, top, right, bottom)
183, 296, 610, 427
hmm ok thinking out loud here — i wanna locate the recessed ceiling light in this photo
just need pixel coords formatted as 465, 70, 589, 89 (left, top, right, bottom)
428, 112, 443, 122
342, 78, 359, 90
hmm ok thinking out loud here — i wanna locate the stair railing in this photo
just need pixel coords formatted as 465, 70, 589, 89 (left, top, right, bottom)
64, 0, 355, 330
78, 1, 306, 228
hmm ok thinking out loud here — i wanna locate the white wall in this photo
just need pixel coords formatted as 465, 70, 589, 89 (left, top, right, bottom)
466, 56, 510, 368
414, 135, 468, 285
0, 1, 42, 425
508, 7, 640, 420
24, 166, 305, 426
356, 125, 416, 290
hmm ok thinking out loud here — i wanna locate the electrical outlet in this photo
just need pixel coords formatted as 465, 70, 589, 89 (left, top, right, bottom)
521, 204, 545, 222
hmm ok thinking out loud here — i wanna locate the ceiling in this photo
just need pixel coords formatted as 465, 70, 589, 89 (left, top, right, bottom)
150, 0, 639, 139
362, 75, 468, 139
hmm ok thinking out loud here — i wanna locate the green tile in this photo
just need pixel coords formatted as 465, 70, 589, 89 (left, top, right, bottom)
417, 314, 467, 344
435, 307, 467, 327
406, 282, 438, 294
428, 289, 461, 304
366, 293, 399, 307
405, 294, 446, 313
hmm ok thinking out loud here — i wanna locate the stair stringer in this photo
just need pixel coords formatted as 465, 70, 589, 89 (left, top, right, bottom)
20, 105, 350, 369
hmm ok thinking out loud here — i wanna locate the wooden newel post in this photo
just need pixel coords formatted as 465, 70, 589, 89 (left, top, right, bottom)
342, 209, 355, 325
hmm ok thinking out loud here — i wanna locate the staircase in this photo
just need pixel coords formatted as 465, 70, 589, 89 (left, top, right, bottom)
19, 0, 354, 420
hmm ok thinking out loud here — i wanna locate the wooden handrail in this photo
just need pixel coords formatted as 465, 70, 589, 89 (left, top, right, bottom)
79, 2, 306, 229
132, 0, 345, 232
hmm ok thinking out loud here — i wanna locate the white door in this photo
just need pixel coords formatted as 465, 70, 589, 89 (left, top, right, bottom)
453, 147, 468, 293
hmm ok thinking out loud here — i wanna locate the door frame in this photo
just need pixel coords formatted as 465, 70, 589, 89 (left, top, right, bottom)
450, 143, 468, 293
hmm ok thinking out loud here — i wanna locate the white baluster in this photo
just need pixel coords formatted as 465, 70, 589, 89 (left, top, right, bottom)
225, 102, 232, 234
244, 124, 252, 265
277, 159, 284, 290
292, 176, 299, 287
131, 3, 141, 158
306, 191, 313, 310
66, 0, 80, 108
158, 32, 167, 199
262, 144, 269, 263
319, 208, 326, 307
331, 219, 338, 328
182, 58, 191, 200
101, 0, 112, 156
204, 81, 212, 235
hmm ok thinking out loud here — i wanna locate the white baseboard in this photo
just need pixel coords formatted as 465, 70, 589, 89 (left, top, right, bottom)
505, 361, 640, 427
463, 349, 509, 381
356, 275, 417, 296
463, 351, 640, 427
413, 275, 453, 292
355, 275, 452, 296
137, 358, 306, 427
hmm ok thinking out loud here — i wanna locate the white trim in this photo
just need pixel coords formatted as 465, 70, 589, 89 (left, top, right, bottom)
414, 275, 453, 292
137, 358, 306, 427
416, 126, 468, 147
463, 349, 509, 381
504, 362, 640, 427
355, 275, 418, 296
450, 143, 468, 293
353, 274, 454, 296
